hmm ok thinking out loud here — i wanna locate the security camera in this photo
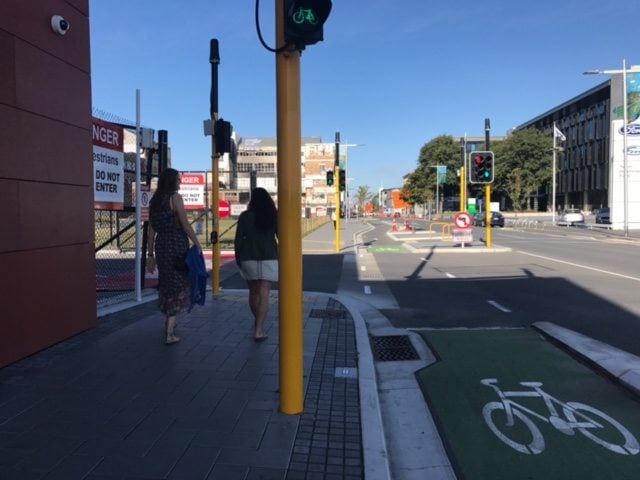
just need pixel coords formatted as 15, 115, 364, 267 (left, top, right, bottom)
51, 15, 70, 35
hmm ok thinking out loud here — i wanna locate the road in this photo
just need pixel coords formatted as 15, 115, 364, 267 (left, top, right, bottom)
358, 219, 640, 357
351, 218, 640, 479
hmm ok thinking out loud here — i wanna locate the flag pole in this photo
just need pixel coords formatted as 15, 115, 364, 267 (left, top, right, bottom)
552, 121, 557, 224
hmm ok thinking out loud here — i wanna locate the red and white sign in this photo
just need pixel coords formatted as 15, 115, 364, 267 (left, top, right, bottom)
179, 173, 206, 210
140, 185, 150, 222
218, 200, 230, 218
92, 117, 124, 210
452, 228, 473, 243
231, 203, 247, 216
453, 212, 473, 229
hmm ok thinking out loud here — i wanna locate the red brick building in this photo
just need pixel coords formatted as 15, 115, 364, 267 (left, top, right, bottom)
0, 0, 95, 366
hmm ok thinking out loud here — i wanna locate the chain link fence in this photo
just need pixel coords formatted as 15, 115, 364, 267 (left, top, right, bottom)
95, 207, 329, 308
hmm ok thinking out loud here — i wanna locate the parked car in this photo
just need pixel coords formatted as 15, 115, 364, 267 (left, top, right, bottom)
473, 211, 505, 228
595, 207, 611, 224
560, 208, 585, 225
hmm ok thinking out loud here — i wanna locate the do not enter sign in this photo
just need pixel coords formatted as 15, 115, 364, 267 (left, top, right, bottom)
219, 200, 230, 218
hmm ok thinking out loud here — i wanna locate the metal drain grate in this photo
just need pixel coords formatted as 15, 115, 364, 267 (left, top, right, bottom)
309, 308, 347, 319
370, 335, 420, 362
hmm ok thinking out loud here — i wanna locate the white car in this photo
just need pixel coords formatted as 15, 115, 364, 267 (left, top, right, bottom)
561, 208, 585, 225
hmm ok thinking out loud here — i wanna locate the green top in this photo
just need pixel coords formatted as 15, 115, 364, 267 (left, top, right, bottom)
233, 210, 278, 262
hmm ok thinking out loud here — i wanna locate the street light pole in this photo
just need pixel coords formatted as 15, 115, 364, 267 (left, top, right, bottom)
340, 143, 363, 222
583, 60, 640, 237
552, 122, 557, 224
428, 165, 445, 216
622, 60, 629, 237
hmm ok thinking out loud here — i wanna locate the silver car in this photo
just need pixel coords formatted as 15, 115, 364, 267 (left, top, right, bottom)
561, 208, 585, 225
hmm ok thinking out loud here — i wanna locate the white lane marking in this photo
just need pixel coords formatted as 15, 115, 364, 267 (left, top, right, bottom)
517, 250, 640, 282
445, 272, 456, 278
364, 285, 372, 295
488, 300, 511, 313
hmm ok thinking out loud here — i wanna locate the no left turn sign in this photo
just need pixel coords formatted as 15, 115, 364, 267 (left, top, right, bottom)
453, 212, 473, 229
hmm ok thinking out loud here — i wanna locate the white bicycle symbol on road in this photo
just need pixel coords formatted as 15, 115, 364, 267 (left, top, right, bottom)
481, 378, 640, 455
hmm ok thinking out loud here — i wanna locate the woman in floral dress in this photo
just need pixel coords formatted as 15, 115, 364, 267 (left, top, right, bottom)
146, 168, 201, 344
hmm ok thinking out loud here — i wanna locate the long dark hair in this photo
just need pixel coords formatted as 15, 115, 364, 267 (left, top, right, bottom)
248, 187, 277, 230
150, 168, 180, 212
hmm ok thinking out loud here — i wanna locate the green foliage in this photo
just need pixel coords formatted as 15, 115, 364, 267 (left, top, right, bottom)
401, 129, 553, 212
403, 135, 461, 204
492, 128, 552, 211
356, 185, 371, 211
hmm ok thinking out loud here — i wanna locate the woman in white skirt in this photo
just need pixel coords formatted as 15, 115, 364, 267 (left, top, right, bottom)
234, 188, 278, 341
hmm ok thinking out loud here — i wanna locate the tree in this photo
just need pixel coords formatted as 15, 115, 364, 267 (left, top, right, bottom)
402, 135, 460, 208
355, 185, 371, 213
492, 128, 552, 211
402, 135, 460, 213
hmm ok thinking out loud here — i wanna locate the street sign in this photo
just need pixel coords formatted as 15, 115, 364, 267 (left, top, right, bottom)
452, 228, 473, 243
218, 200, 230, 218
454, 212, 473, 229
140, 185, 150, 222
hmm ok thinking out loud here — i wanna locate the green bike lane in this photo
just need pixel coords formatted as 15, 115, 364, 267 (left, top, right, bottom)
415, 328, 640, 480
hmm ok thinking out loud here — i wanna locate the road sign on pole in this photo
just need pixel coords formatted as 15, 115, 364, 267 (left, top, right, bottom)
454, 212, 473, 229
218, 200, 230, 218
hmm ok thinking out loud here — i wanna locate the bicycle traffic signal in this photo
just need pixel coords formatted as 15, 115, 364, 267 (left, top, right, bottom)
339, 168, 346, 192
284, 0, 332, 50
468, 151, 494, 184
326, 170, 334, 186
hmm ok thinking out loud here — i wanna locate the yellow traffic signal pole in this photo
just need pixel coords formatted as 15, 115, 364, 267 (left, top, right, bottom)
484, 119, 492, 248
276, 0, 303, 414
459, 137, 466, 212
485, 185, 492, 248
209, 39, 221, 294
459, 166, 465, 212
334, 133, 340, 252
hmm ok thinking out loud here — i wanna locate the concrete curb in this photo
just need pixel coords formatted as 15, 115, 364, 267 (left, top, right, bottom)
533, 321, 640, 396
338, 295, 392, 480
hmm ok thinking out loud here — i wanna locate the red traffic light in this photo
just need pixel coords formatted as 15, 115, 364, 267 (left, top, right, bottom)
468, 151, 494, 184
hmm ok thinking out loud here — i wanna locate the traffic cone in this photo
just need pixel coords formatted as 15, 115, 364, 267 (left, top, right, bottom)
391, 219, 398, 232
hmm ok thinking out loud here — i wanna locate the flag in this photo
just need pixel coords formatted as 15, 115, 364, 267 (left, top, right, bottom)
554, 126, 566, 142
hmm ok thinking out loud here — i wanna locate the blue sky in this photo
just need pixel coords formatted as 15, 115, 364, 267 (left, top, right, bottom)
90, 0, 639, 193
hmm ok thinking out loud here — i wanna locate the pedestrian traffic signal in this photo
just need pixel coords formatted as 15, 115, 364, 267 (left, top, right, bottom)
214, 119, 232, 154
468, 151, 494, 184
284, 0, 332, 50
339, 168, 346, 192
326, 170, 334, 186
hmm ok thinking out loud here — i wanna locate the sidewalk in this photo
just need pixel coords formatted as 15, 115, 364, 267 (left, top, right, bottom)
0, 290, 370, 480
0, 219, 390, 480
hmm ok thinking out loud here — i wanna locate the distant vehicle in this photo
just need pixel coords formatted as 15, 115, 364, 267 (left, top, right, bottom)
473, 211, 505, 228
560, 208, 585, 225
595, 207, 611, 224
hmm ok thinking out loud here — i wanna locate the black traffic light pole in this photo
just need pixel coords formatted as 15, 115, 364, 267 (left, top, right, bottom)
210, 39, 221, 293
